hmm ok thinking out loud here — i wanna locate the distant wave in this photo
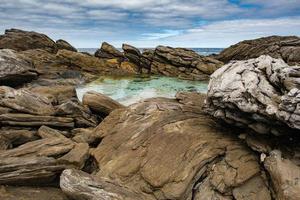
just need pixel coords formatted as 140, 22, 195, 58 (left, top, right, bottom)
78, 48, 223, 56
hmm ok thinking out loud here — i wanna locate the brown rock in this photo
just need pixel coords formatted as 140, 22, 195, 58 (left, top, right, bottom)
94, 42, 124, 59
0, 137, 75, 185
0, 186, 69, 200
216, 35, 300, 65
0, 29, 57, 53
264, 150, 300, 200
90, 93, 264, 199
0, 113, 74, 128
0, 49, 38, 86
56, 39, 77, 52
82, 91, 125, 116
0, 86, 55, 115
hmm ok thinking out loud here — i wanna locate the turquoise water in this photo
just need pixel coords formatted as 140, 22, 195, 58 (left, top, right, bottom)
76, 75, 208, 106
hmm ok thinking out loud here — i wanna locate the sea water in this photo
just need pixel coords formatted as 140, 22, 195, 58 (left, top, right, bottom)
76, 75, 208, 106
78, 48, 223, 56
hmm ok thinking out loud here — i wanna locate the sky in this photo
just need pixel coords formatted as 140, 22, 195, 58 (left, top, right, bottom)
0, 0, 300, 48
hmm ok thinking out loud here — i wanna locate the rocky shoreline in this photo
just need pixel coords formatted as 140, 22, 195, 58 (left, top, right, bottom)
0, 28, 300, 200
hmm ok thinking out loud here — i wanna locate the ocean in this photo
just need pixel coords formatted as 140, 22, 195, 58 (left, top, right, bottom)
78, 48, 223, 56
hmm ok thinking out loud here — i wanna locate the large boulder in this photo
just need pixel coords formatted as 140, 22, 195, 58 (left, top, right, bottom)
56, 39, 77, 52
94, 42, 124, 60
216, 35, 300, 65
0, 29, 57, 53
0, 49, 38, 86
82, 91, 125, 116
87, 93, 271, 199
206, 55, 300, 135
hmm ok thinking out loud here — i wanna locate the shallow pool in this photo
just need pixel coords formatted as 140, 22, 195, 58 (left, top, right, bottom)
76, 75, 208, 106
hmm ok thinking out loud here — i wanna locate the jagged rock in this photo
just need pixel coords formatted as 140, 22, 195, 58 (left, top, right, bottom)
206, 55, 300, 135
94, 42, 124, 60
60, 169, 147, 200
0, 29, 57, 53
0, 86, 55, 115
216, 35, 300, 65
150, 46, 223, 80
0, 186, 69, 200
82, 91, 125, 116
55, 100, 99, 128
0, 49, 38, 86
122, 43, 142, 66
90, 93, 266, 199
264, 150, 300, 200
56, 39, 77, 52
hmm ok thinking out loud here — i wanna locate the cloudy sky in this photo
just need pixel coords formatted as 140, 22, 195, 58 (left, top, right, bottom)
0, 0, 299, 48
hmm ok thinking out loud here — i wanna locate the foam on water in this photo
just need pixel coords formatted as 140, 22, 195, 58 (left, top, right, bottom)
76, 75, 208, 106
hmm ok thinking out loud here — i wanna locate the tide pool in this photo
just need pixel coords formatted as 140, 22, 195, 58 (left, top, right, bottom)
76, 75, 208, 106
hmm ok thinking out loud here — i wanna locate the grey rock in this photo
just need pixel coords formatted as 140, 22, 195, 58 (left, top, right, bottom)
206, 55, 300, 135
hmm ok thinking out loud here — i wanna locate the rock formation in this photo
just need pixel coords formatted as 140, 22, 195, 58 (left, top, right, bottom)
95, 42, 124, 60
0, 29, 57, 53
82, 91, 125, 116
56, 39, 77, 52
87, 93, 271, 200
216, 35, 300, 65
206, 55, 300, 135
0, 49, 38, 86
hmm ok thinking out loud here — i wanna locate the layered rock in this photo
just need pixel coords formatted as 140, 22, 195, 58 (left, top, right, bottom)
0, 86, 100, 128
0, 186, 69, 200
0, 29, 57, 53
56, 39, 77, 52
0, 49, 38, 86
86, 93, 271, 199
216, 35, 300, 65
95, 42, 124, 60
150, 46, 223, 80
206, 55, 300, 135
82, 91, 125, 116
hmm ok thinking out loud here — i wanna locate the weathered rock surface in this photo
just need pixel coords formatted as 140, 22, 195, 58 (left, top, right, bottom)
0, 86, 55, 115
0, 29, 57, 53
60, 169, 145, 200
56, 39, 77, 52
264, 150, 300, 200
0, 186, 69, 200
95, 42, 124, 60
216, 35, 300, 65
0, 137, 76, 185
122, 43, 142, 66
0, 49, 38, 86
145, 45, 223, 80
206, 55, 300, 135
88, 93, 270, 199
82, 91, 125, 116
